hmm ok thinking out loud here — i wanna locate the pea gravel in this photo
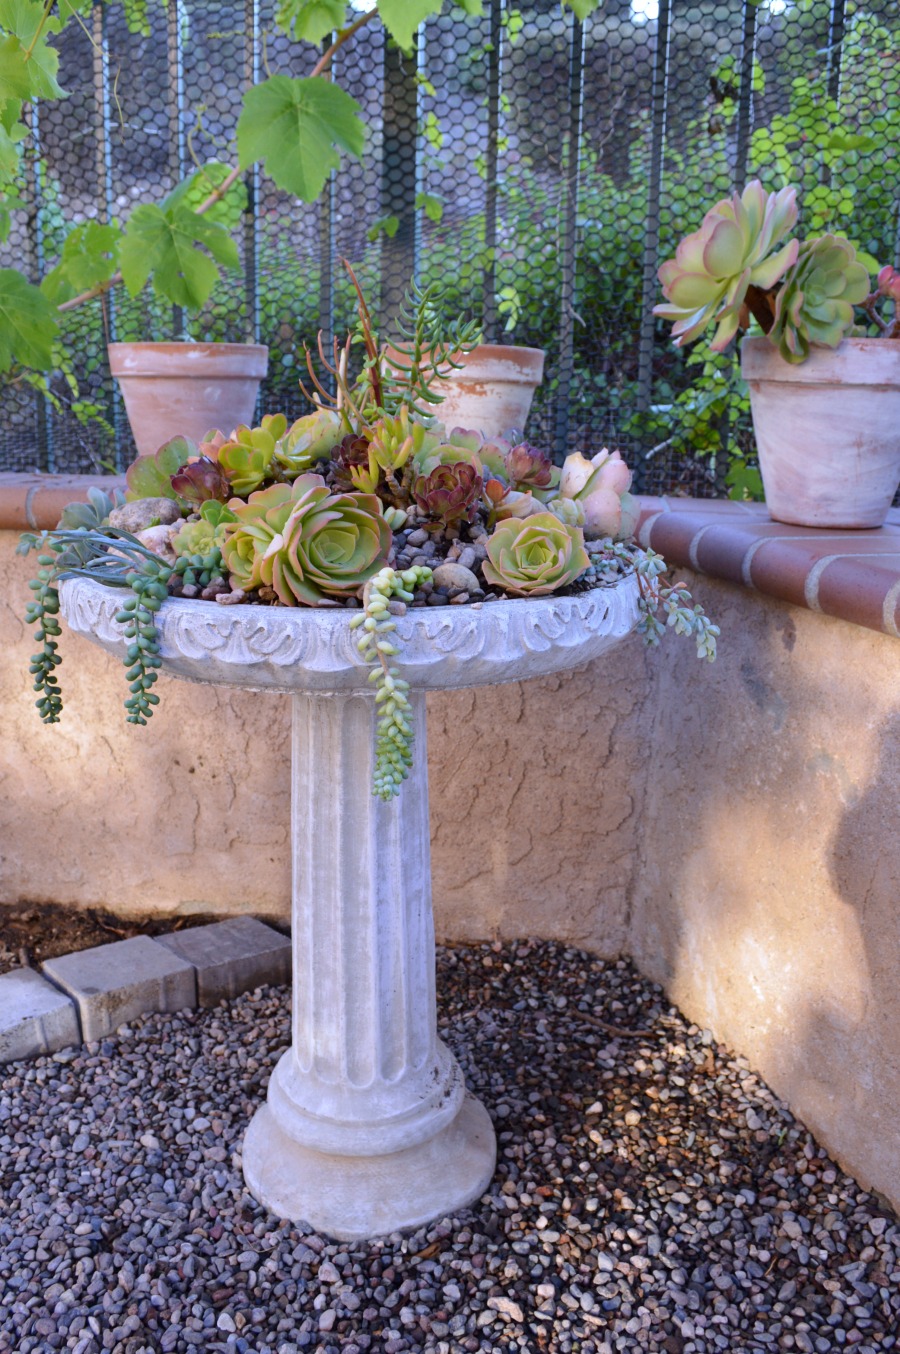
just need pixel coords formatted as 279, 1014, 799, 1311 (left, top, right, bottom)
1, 940, 897, 1354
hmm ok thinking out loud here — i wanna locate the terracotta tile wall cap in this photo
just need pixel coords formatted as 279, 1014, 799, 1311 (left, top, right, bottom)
0, 473, 127, 531
642, 497, 900, 639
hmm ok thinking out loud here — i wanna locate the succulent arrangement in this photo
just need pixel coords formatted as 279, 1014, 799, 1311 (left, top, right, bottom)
21, 273, 719, 800
655, 179, 899, 363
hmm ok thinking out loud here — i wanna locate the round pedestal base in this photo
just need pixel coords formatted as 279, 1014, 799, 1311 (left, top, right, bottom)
242, 1093, 497, 1242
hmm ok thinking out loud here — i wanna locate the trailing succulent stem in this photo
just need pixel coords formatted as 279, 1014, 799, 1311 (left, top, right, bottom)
349, 565, 433, 801
20, 529, 175, 726
116, 561, 171, 725
25, 551, 64, 723
586, 544, 720, 662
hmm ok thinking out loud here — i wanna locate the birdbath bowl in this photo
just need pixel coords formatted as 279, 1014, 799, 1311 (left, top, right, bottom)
60, 574, 641, 1241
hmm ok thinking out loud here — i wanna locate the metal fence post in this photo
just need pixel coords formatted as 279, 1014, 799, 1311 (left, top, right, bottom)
244, 0, 262, 352
93, 3, 120, 468
166, 0, 187, 341
482, 0, 504, 344
733, 0, 758, 192
634, 0, 671, 490
380, 38, 419, 334
552, 10, 585, 461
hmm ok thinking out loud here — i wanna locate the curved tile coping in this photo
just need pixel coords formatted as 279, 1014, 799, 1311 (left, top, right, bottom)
637, 497, 900, 639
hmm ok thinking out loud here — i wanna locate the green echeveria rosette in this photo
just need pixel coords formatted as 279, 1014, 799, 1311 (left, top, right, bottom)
768, 234, 871, 364
220, 482, 298, 592
216, 414, 287, 496
482, 513, 591, 597
254, 474, 392, 606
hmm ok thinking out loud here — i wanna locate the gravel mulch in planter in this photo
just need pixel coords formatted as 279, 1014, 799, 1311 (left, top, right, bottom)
1, 939, 897, 1354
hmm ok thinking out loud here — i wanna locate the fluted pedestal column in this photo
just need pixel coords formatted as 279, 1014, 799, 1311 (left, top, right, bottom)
241, 689, 496, 1240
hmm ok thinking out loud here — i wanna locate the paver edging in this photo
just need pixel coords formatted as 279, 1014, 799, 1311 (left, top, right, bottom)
0, 917, 291, 1064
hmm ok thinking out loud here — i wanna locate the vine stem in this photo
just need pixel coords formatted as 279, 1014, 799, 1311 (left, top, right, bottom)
56, 8, 379, 317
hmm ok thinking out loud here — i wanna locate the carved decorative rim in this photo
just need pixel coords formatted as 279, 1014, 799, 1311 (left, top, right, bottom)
59, 574, 641, 694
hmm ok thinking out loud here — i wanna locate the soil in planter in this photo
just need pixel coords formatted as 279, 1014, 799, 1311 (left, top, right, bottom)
0, 901, 285, 977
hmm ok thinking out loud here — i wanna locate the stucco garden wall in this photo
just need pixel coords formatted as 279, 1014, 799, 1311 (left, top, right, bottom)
630, 574, 900, 1209
2, 530, 899, 1208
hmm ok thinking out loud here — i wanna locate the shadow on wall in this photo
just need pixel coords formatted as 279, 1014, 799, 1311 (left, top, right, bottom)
628, 577, 900, 1204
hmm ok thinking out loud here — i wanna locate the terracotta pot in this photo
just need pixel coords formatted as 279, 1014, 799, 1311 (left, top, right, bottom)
385, 344, 545, 439
109, 342, 269, 458
741, 336, 900, 529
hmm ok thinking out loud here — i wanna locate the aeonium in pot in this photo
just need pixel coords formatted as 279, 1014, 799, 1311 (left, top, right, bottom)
654, 179, 900, 528
20, 271, 720, 800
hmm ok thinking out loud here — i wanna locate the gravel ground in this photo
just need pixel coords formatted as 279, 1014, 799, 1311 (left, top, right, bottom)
1, 939, 898, 1354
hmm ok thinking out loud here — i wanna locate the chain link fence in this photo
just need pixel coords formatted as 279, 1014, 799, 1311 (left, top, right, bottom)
1, 0, 897, 498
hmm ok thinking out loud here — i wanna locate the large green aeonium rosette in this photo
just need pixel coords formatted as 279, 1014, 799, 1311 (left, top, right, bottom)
221, 474, 392, 605
482, 513, 591, 597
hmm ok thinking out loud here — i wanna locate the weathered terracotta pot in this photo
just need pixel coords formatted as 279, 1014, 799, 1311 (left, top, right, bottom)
109, 342, 269, 458
741, 336, 900, 529
385, 344, 545, 439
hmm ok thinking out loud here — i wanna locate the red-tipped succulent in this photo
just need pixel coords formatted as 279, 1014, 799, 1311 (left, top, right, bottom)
170, 455, 231, 504
413, 461, 483, 529
504, 441, 557, 491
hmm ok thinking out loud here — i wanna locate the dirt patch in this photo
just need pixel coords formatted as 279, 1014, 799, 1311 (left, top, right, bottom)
0, 902, 239, 976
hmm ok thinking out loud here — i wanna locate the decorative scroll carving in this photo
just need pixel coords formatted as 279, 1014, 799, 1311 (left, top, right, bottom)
60, 575, 641, 694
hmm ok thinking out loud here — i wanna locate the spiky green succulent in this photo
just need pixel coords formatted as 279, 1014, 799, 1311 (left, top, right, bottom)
482, 513, 591, 596
272, 409, 344, 476
768, 234, 871, 363
216, 415, 287, 496
221, 474, 392, 605
654, 180, 800, 352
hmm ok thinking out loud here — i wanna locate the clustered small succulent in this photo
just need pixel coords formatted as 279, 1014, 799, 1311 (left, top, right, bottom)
655, 179, 899, 362
22, 269, 718, 798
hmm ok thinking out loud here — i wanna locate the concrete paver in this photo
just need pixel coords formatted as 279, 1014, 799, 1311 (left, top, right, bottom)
42, 936, 196, 1042
155, 917, 290, 1007
0, 967, 81, 1062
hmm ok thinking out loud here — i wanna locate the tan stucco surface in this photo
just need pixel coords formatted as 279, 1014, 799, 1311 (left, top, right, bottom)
2, 537, 899, 1208
630, 575, 900, 1208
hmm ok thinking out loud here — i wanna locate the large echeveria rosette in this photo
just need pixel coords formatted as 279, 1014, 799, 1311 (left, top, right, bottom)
221, 474, 392, 605
482, 513, 591, 597
654, 180, 800, 352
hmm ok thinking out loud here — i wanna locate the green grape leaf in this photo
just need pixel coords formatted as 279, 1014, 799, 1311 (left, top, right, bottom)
377, 0, 442, 52
0, 0, 65, 100
237, 76, 364, 201
41, 219, 122, 303
0, 266, 57, 371
561, 0, 601, 18
275, 0, 346, 43
163, 161, 248, 231
119, 204, 239, 310
415, 191, 443, 223
454, 0, 483, 14
367, 213, 399, 242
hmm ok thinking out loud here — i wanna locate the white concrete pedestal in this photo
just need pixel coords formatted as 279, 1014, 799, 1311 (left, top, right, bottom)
61, 574, 640, 1240
241, 689, 496, 1238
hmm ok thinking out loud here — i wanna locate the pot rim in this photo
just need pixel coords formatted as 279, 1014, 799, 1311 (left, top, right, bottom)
108, 341, 269, 379
740, 334, 900, 386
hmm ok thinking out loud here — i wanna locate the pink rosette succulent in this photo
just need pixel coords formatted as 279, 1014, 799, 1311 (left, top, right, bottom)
557, 449, 638, 540
413, 461, 483, 528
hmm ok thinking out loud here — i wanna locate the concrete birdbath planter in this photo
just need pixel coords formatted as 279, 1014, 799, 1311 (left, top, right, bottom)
59, 574, 641, 1241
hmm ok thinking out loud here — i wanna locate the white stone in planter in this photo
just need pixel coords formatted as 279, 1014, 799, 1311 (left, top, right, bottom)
60, 577, 640, 1240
